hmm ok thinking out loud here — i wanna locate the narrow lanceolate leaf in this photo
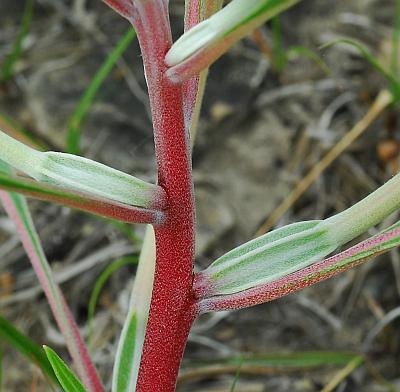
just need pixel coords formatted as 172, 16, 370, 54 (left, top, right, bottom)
0, 315, 58, 386
0, 167, 103, 391
0, 171, 164, 225
197, 220, 400, 312
44, 346, 87, 392
113, 225, 156, 392
196, 171, 400, 299
195, 220, 338, 296
0, 130, 166, 209
166, 0, 302, 83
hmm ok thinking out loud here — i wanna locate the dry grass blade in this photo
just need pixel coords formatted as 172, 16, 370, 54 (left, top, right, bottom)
320, 356, 364, 392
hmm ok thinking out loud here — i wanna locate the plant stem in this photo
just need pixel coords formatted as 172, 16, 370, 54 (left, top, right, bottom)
131, 2, 196, 391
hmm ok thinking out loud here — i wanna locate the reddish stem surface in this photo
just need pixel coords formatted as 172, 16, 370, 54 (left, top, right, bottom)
131, 2, 196, 391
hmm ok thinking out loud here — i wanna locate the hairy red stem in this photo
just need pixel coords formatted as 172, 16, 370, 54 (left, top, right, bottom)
130, 2, 196, 391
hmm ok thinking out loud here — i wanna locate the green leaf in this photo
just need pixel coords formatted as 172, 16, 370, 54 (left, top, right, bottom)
1, 0, 33, 81
202, 220, 338, 295
0, 316, 58, 386
112, 225, 156, 392
67, 28, 136, 154
113, 312, 138, 392
88, 256, 138, 343
0, 130, 166, 209
0, 170, 163, 224
198, 220, 400, 312
44, 346, 87, 392
200, 170, 400, 297
166, 0, 302, 82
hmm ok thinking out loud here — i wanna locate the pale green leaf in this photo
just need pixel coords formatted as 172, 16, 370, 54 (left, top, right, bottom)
44, 346, 87, 392
0, 130, 165, 209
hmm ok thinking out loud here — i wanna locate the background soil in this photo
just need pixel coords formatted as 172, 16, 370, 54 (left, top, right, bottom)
0, 0, 400, 391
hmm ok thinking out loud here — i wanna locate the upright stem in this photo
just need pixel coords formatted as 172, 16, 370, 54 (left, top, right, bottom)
131, 2, 196, 391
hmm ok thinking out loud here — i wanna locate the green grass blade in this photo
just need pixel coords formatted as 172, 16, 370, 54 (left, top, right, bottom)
287, 46, 330, 75
391, 0, 400, 77
67, 29, 136, 154
271, 16, 287, 72
87, 256, 138, 343
229, 360, 243, 392
181, 352, 364, 384
187, 351, 362, 368
321, 38, 400, 100
0, 315, 58, 385
44, 346, 87, 392
0, 345, 2, 392
0, 163, 103, 391
0, 318, 57, 386
0, 0, 34, 81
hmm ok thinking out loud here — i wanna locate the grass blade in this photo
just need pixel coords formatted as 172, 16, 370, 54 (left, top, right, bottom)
286, 46, 330, 75
391, 0, 400, 77
0, 0, 33, 81
0, 165, 104, 391
321, 38, 400, 100
44, 346, 86, 392
320, 356, 364, 392
0, 316, 58, 386
87, 256, 138, 343
67, 29, 136, 154
179, 351, 363, 384
186, 351, 361, 367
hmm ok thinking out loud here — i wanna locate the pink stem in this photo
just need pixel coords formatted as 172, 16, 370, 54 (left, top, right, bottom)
195, 227, 400, 312
0, 192, 104, 391
129, 2, 196, 391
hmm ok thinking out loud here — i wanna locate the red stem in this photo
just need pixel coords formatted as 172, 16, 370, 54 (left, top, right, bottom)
130, 2, 196, 391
